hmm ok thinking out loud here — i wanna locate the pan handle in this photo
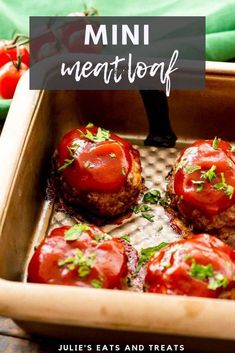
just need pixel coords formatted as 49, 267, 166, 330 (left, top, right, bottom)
140, 90, 177, 148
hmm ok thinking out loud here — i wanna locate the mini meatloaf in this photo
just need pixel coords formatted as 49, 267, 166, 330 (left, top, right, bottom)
167, 138, 235, 233
56, 125, 143, 218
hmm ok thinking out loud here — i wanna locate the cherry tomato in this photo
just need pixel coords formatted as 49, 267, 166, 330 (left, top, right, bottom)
145, 234, 235, 298
28, 225, 128, 289
174, 139, 235, 216
56, 126, 138, 193
0, 40, 29, 68
0, 60, 28, 99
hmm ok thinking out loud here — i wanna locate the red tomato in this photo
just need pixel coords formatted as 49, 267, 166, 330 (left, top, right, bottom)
145, 234, 235, 298
56, 126, 139, 193
0, 40, 29, 68
0, 60, 28, 99
173, 139, 235, 216
28, 225, 128, 289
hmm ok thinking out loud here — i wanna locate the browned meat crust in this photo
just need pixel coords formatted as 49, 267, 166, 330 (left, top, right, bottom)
167, 168, 235, 249
60, 152, 143, 218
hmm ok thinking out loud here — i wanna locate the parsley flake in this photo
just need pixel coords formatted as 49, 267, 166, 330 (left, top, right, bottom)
135, 242, 168, 274
91, 278, 103, 288
214, 172, 234, 199
120, 234, 130, 243
185, 165, 201, 174
58, 157, 75, 172
58, 142, 80, 172
58, 248, 96, 279
189, 258, 229, 290
131, 204, 155, 222
143, 189, 161, 204
212, 137, 221, 149
176, 160, 187, 172
208, 273, 229, 290
82, 127, 110, 143
192, 180, 205, 192
190, 259, 214, 280
201, 165, 217, 182
94, 233, 112, 242
64, 223, 90, 241
141, 212, 154, 222
159, 197, 170, 207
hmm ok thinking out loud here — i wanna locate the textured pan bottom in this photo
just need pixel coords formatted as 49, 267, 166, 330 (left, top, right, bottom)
47, 145, 183, 253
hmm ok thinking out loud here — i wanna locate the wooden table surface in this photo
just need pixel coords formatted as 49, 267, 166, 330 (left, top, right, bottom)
1, 316, 235, 353
0, 317, 64, 352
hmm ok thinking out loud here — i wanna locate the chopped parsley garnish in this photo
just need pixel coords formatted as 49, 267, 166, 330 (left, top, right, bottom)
143, 189, 161, 204
212, 136, 221, 149
94, 233, 112, 242
139, 205, 152, 212
189, 258, 228, 290
135, 242, 168, 274
214, 172, 234, 199
91, 278, 103, 288
68, 143, 80, 154
208, 273, 229, 290
176, 160, 187, 172
132, 189, 170, 222
141, 212, 154, 222
131, 204, 154, 222
225, 185, 235, 198
120, 234, 130, 243
64, 223, 90, 241
192, 180, 204, 192
132, 205, 141, 214
82, 127, 110, 143
58, 142, 79, 172
184, 165, 201, 174
143, 189, 169, 208
58, 248, 96, 278
190, 259, 214, 280
58, 157, 75, 172
201, 165, 217, 182
159, 197, 170, 207
109, 153, 116, 158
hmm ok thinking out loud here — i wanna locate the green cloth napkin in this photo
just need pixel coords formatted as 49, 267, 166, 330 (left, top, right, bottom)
1, 0, 235, 61
0, 0, 234, 118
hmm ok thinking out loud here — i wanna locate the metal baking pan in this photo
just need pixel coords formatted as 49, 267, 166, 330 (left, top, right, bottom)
1, 61, 235, 350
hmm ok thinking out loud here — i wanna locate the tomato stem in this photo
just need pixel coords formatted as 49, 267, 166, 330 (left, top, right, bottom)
6, 34, 29, 49
81, 2, 98, 16
12, 33, 29, 45
11, 55, 22, 71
